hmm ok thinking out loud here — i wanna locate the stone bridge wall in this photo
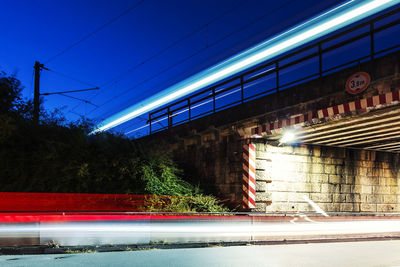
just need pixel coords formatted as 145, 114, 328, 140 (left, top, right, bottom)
171, 129, 244, 209
254, 143, 400, 213
147, 51, 400, 212
171, 134, 399, 213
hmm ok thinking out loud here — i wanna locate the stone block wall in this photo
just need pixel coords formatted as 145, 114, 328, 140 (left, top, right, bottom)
172, 130, 244, 209
146, 51, 400, 213
255, 143, 400, 213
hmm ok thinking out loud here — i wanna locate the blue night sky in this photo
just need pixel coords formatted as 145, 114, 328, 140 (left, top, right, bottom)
1, 0, 360, 134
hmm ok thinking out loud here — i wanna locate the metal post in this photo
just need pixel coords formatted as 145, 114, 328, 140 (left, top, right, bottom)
370, 22, 375, 61
275, 62, 279, 92
33, 61, 43, 124
370, 22, 375, 79
148, 113, 152, 134
240, 76, 244, 103
188, 99, 191, 121
212, 87, 216, 113
318, 43, 323, 77
167, 107, 171, 128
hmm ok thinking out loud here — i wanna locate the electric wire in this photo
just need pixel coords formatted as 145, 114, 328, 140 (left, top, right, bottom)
70, 0, 251, 113
82, 0, 297, 118
44, 0, 145, 64
99, 0, 250, 89
46, 68, 98, 88
41, 0, 145, 119
58, 93, 99, 107
38, 67, 99, 119
40, 67, 99, 117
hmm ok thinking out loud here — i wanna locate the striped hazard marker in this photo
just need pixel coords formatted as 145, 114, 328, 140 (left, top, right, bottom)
243, 143, 256, 209
251, 89, 400, 136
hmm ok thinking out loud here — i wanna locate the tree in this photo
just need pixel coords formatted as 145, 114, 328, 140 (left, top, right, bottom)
0, 72, 228, 211
0, 72, 23, 114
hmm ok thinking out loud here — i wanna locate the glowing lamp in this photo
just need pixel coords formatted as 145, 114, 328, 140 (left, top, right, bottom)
280, 130, 297, 144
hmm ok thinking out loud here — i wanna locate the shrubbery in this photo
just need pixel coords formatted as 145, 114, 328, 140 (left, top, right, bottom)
145, 195, 229, 213
0, 72, 229, 212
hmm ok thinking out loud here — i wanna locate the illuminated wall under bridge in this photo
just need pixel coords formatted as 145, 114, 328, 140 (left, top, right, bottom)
170, 132, 399, 213
253, 143, 400, 213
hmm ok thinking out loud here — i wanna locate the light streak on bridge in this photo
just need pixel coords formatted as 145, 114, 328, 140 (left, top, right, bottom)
92, 0, 400, 134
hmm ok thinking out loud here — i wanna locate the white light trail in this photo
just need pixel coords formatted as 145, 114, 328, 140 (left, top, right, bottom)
92, 0, 399, 134
303, 195, 329, 217
2, 219, 400, 246
125, 86, 243, 135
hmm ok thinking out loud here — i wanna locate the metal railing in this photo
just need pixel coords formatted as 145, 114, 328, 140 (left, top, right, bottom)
148, 7, 400, 134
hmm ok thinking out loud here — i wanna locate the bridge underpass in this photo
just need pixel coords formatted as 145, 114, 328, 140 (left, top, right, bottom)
130, 7, 400, 214
245, 65, 400, 212
144, 42, 400, 214
299, 107, 400, 153
251, 87, 400, 153
2, 2, 400, 253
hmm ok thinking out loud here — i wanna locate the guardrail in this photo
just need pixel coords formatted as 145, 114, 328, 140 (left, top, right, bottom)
147, 7, 400, 134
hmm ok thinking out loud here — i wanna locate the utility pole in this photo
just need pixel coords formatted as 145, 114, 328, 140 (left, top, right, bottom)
33, 61, 44, 124
32, 61, 99, 124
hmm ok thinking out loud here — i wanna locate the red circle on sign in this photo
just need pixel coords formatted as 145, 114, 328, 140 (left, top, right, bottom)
345, 72, 370, 94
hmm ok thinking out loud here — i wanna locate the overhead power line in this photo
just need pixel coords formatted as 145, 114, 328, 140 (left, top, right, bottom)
41, 87, 99, 95
82, 0, 297, 117
45, 0, 145, 64
99, 0, 251, 88
93, 0, 399, 134
33, 61, 100, 123
47, 68, 98, 87
70, 0, 251, 113
58, 93, 99, 107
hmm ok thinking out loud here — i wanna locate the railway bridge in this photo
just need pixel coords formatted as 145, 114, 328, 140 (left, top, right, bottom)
144, 9, 400, 213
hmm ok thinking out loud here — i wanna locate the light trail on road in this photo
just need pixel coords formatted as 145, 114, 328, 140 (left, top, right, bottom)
1, 213, 400, 246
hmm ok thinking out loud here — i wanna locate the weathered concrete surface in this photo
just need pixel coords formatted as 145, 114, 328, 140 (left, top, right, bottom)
171, 130, 244, 209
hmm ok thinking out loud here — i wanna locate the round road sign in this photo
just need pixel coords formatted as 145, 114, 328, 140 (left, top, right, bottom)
345, 72, 370, 94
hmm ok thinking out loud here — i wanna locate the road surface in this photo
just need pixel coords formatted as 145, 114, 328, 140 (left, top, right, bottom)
1, 240, 400, 266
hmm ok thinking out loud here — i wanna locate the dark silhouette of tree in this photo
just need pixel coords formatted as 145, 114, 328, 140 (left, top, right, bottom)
0, 72, 194, 194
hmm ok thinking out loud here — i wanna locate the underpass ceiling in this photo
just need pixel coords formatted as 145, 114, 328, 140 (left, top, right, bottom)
270, 106, 400, 153
301, 106, 400, 153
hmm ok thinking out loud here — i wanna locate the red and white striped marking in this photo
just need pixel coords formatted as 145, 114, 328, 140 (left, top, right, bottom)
318, 90, 400, 119
252, 111, 318, 135
243, 143, 256, 209
252, 90, 400, 135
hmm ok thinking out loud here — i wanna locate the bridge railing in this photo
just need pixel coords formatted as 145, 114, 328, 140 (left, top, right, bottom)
147, 7, 400, 134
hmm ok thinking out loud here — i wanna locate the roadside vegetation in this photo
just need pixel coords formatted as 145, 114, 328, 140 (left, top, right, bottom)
0, 71, 228, 212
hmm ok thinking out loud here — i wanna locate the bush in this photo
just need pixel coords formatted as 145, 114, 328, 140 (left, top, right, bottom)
145, 195, 229, 213
188, 195, 230, 212
0, 71, 230, 212
140, 153, 194, 196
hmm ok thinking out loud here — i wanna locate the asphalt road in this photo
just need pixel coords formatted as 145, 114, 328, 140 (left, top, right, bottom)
1, 240, 400, 267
